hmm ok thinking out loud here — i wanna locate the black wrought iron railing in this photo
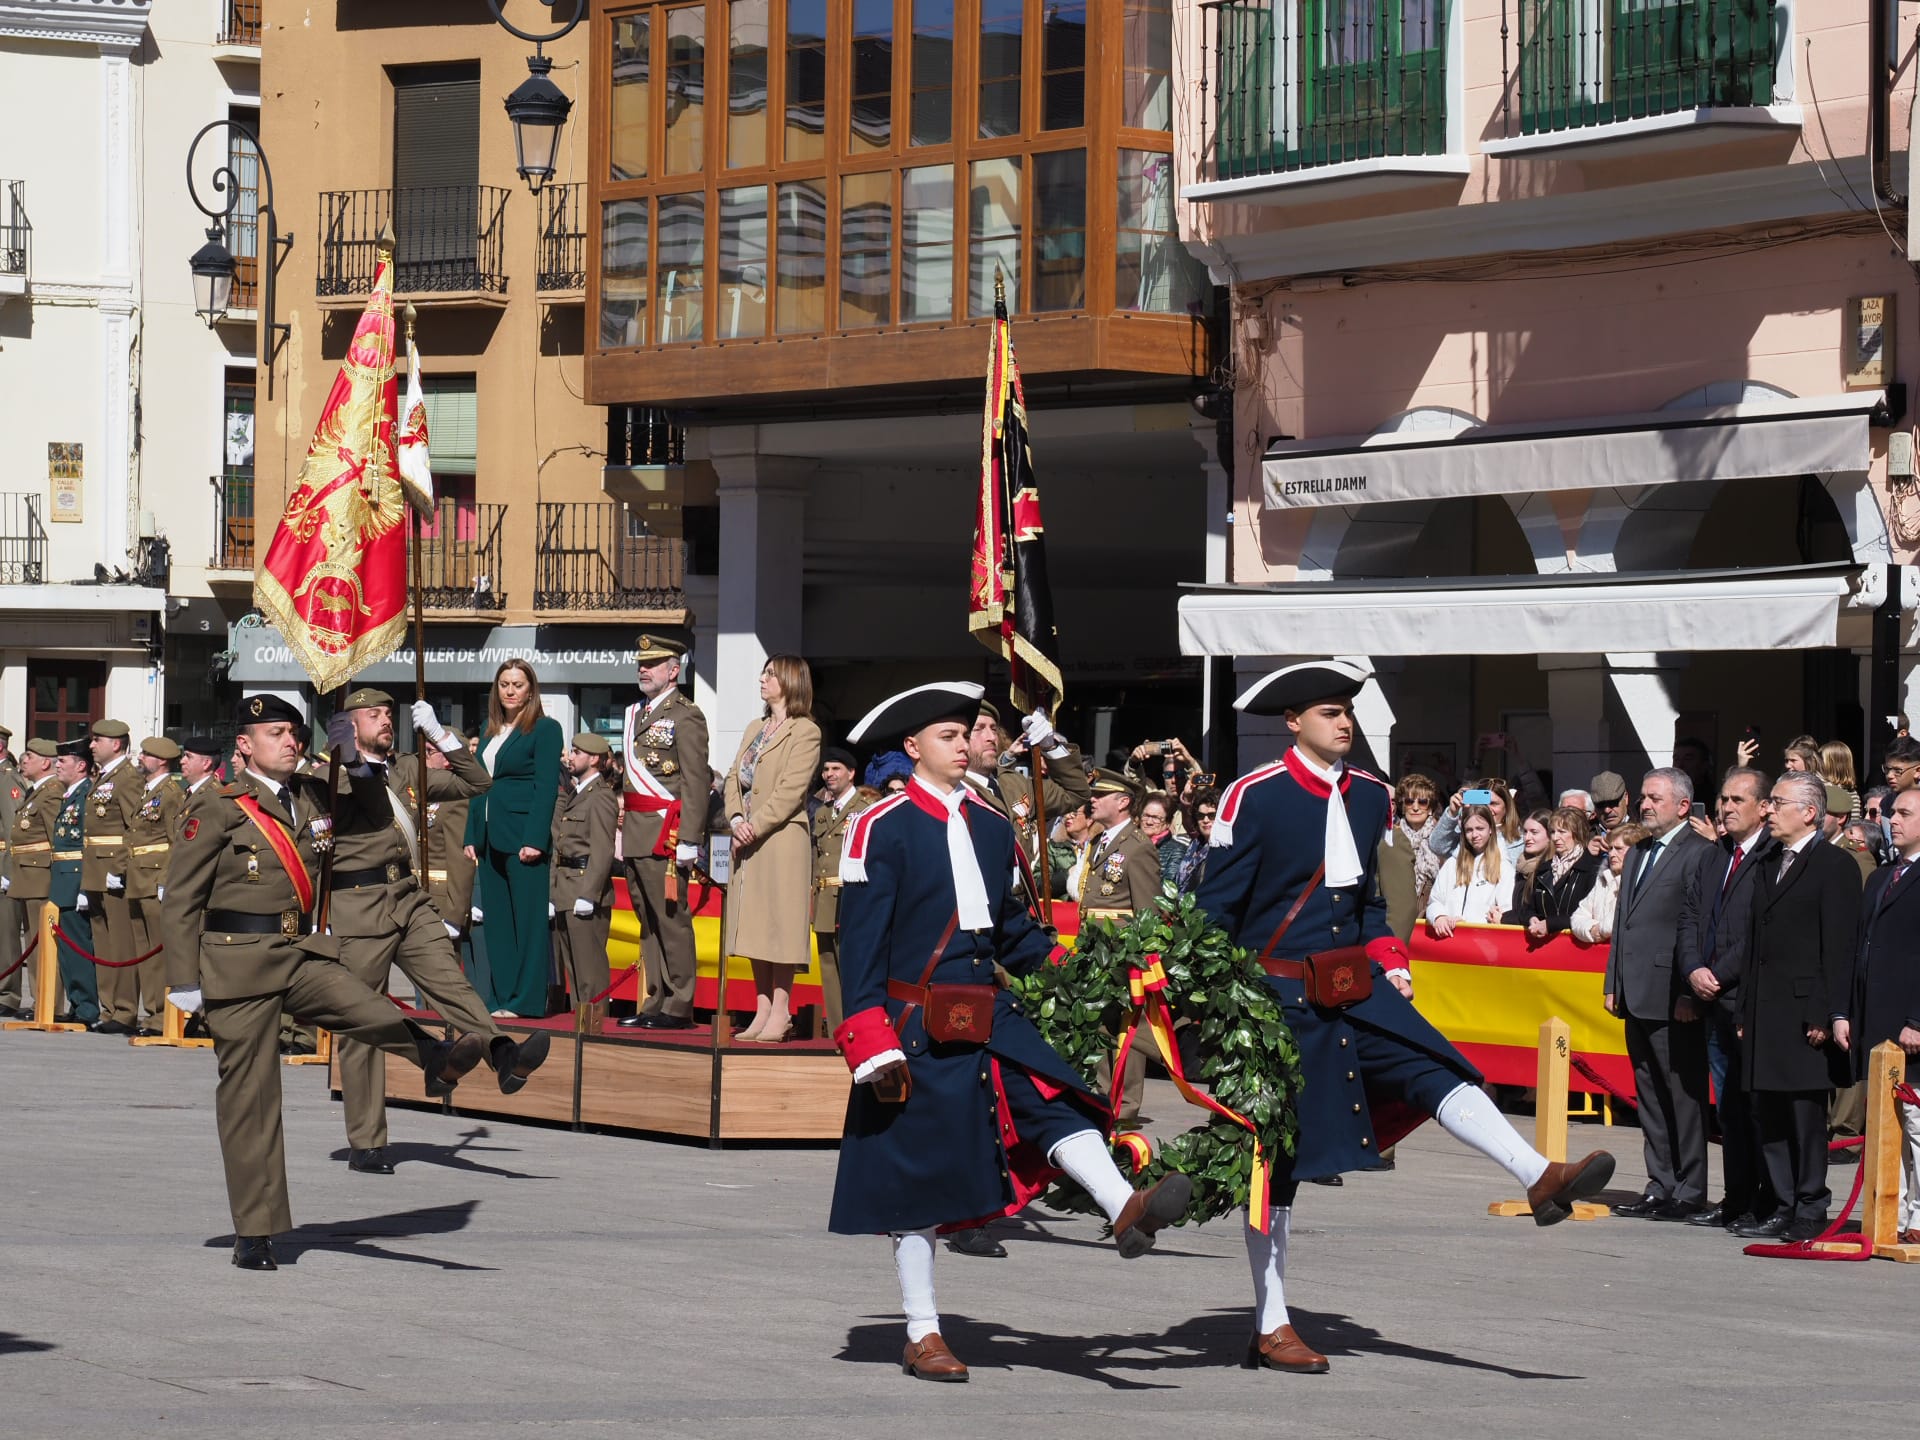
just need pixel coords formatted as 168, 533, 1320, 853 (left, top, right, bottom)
534, 503, 686, 612
1, 493, 47, 585
417, 501, 509, 611
606, 406, 687, 468
213, 474, 254, 572
317, 186, 510, 297
538, 183, 585, 291
1504, 0, 1775, 136
1, 180, 29, 280
219, 0, 263, 46
1203, 0, 1448, 180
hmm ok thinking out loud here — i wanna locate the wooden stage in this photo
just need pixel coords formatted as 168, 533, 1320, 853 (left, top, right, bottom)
334, 1009, 851, 1145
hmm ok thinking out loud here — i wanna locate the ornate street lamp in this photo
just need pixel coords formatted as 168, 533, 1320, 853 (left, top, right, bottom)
489, 0, 586, 194
186, 118, 293, 398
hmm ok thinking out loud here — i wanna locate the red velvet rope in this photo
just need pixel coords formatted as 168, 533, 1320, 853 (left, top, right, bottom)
1569, 1053, 1639, 1111
0, 934, 36, 983
50, 923, 161, 968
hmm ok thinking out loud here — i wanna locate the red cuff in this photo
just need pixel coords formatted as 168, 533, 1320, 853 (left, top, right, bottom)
834, 1006, 899, 1073
1047, 944, 1071, 967
1366, 936, 1410, 970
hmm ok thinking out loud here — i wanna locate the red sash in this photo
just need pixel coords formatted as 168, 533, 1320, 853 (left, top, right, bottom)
234, 793, 316, 914
624, 792, 683, 859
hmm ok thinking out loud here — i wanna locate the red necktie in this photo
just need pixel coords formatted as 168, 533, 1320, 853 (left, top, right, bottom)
1720, 845, 1744, 896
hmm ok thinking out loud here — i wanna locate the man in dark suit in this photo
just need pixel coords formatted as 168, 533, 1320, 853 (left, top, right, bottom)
1839, 786, 1920, 1243
1603, 767, 1719, 1219
1731, 771, 1863, 1242
1677, 765, 1777, 1229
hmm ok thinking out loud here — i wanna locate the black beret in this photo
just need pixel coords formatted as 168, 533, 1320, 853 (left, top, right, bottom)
181, 735, 223, 758
820, 745, 858, 773
236, 694, 305, 730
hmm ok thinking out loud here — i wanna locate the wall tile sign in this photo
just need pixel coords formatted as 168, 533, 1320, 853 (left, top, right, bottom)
48, 442, 83, 523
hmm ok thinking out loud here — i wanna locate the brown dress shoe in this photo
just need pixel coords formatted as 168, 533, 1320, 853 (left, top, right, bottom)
1244, 1324, 1329, 1374
901, 1333, 969, 1382
1899, 1228, 1920, 1246
1113, 1172, 1194, 1259
1526, 1150, 1616, 1227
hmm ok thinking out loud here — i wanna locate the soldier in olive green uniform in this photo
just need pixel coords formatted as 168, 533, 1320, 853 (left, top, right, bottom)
0, 725, 23, 1016
329, 688, 549, 1175
84, 718, 146, 1032
1082, 769, 1168, 1129
961, 701, 1092, 882
122, 736, 185, 1033
49, 739, 101, 1027
163, 737, 229, 1009
5, 738, 61, 1016
550, 733, 619, 1026
619, 634, 712, 1029
421, 729, 478, 938
161, 694, 495, 1269
810, 745, 873, 1033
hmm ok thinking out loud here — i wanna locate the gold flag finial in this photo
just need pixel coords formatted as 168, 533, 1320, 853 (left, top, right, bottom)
377, 219, 396, 257
994, 265, 1006, 310
403, 301, 417, 342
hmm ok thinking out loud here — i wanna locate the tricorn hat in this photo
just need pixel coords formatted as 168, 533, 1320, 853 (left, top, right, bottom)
1233, 660, 1369, 717
849, 682, 985, 747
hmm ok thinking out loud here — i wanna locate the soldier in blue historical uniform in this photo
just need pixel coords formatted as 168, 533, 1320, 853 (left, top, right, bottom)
828, 682, 1191, 1384
48, 738, 102, 1028
1193, 660, 1616, 1376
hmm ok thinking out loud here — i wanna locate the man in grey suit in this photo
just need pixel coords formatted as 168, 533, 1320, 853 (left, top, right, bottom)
1603, 767, 1720, 1220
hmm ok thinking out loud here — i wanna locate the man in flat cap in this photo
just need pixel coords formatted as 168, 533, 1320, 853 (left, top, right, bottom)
83, 718, 146, 1034
550, 732, 620, 1027
1589, 770, 1631, 846
162, 694, 498, 1269
327, 688, 549, 1175
1079, 768, 1166, 1130
829, 681, 1191, 1382
2, 734, 55, 1018
619, 633, 711, 1030
0, 723, 23, 1017
962, 700, 1090, 886
1195, 660, 1613, 1375
810, 743, 873, 1035
50, 738, 101, 1028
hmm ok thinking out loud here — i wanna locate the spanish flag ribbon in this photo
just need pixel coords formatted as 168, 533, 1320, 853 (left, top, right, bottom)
1110, 953, 1274, 1233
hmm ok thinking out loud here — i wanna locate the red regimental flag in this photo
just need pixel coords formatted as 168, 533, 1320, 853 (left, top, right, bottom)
253, 249, 410, 694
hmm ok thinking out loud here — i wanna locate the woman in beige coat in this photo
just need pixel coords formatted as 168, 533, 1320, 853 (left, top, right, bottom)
722, 654, 823, 1043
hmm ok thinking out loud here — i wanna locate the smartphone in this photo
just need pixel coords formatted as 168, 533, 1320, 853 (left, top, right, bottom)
1160, 741, 1174, 756
1689, 802, 1707, 819
1743, 725, 1761, 742
1461, 788, 1494, 806
1476, 732, 1504, 751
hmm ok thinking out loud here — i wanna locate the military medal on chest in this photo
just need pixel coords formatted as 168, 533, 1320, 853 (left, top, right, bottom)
309, 815, 333, 854
139, 794, 162, 821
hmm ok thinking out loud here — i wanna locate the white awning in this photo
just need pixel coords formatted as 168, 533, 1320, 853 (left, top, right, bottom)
1178, 569, 1855, 657
1262, 392, 1882, 511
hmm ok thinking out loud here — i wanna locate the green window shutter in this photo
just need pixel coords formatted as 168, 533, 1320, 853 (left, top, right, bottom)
421, 377, 477, 475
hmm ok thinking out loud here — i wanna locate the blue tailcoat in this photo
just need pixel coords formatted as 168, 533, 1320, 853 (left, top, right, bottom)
1193, 757, 1478, 1181
828, 789, 1103, 1235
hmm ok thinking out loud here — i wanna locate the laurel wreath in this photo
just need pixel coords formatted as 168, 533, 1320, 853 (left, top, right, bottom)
1009, 887, 1304, 1225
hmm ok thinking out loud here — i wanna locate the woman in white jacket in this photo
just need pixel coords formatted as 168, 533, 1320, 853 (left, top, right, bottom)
1569, 822, 1649, 944
1425, 808, 1514, 936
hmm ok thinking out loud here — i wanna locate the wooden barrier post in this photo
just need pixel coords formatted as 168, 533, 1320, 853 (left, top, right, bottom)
1862, 1040, 1920, 1262
130, 987, 214, 1049
285, 1027, 332, 1066
3, 902, 86, 1033
1489, 1017, 1607, 1220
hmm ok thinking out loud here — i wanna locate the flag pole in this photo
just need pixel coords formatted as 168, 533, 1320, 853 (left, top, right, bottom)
404, 300, 430, 877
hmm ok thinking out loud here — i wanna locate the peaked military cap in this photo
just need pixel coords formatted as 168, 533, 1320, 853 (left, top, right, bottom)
1088, 768, 1143, 804
634, 633, 688, 663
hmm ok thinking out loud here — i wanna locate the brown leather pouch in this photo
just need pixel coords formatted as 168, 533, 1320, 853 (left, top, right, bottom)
1301, 947, 1373, 1010
922, 983, 998, 1044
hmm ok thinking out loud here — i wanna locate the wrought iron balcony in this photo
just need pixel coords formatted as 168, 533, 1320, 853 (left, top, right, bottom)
534, 503, 686, 612
1, 493, 47, 585
218, 0, 263, 47
417, 501, 508, 612
538, 183, 585, 292
1202, 0, 1449, 181
317, 186, 510, 298
213, 474, 254, 573
606, 406, 686, 468
1502, 0, 1776, 137
1, 180, 29, 286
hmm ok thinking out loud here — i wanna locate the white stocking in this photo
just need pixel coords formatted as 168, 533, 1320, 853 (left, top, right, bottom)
1243, 1206, 1292, 1334
1435, 1082, 1549, 1188
1048, 1128, 1137, 1223
891, 1228, 940, 1343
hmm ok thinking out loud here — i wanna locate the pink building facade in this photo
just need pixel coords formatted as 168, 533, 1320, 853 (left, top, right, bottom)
1175, 0, 1920, 795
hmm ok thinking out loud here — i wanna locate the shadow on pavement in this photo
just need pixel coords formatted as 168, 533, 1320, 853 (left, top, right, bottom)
0, 1333, 56, 1356
1291, 1308, 1584, 1379
203, 1200, 496, 1271
327, 1125, 556, 1180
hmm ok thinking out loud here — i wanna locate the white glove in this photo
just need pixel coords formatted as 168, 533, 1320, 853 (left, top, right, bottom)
167, 986, 204, 1014
547, 901, 557, 919
674, 843, 698, 864
470, 905, 484, 924
443, 921, 461, 940
76, 892, 89, 912
1021, 708, 1069, 759
0, 875, 8, 894
852, 1048, 908, 1083
106, 873, 124, 892
572, 897, 594, 918
157, 885, 165, 902
411, 699, 449, 745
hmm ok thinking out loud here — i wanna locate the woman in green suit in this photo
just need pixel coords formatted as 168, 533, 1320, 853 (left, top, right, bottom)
464, 659, 564, 1018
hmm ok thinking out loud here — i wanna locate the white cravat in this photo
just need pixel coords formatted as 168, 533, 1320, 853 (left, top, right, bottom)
920, 779, 992, 931
1291, 747, 1363, 887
